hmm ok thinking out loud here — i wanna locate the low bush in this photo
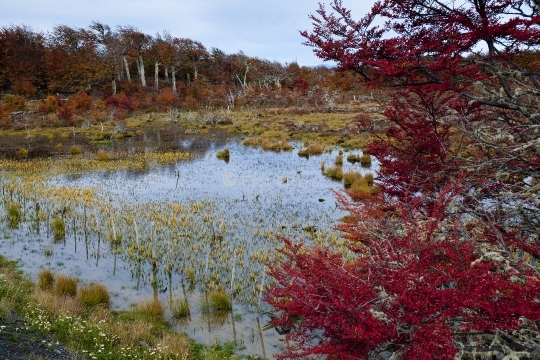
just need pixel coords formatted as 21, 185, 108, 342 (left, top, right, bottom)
55, 275, 77, 297
38, 269, 55, 290
78, 283, 110, 308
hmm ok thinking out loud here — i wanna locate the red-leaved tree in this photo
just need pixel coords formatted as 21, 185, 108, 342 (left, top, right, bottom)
266, 0, 540, 358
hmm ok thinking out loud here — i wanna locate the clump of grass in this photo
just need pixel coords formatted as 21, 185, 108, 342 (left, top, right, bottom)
78, 283, 110, 308
360, 154, 372, 167
51, 216, 65, 241
349, 176, 380, 200
54, 275, 78, 297
38, 269, 55, 290
307, 142, 324, 155
216, 148, 230, 160
6, 201, 21, 229
321, 161, 326, 172
186, 267, 196, 291
136, 299, 164, 320
343, 171, 363, 188
324, 166, 344, 181
297, 148, 309, 157
335, 155, 343, 166
95, 150, 110, 161
209, 290, 232, 312
172, 298, 190, 318
69, 145, 81, 156
16, 148, 29, 159
347, 153, 361, 163
365, 172, 374, 186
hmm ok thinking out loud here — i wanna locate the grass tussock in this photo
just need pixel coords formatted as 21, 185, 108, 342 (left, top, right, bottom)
243, 136, 292, 152
136, 299, 165, 320
51, 216, 65, 241
172, 298, 191, 318
347, 153, 361, 163
216, 148, 230, 160
6, 201, 21, 228
343, 171, 363, 188
360, 154, 372, 167
68, 145, 81, 156
78, 283, 110, 308
16, 148, 29, 159
335, 155, 343, 166
95, 150, 111, 161
34, 288, 84, 317
54, 274, 78, 297
209, 290, 232, 312
324, 166, 344, 181
38, 269, 54, 290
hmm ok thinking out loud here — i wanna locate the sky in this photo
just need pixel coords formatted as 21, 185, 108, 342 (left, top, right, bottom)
0, 0, 373, 67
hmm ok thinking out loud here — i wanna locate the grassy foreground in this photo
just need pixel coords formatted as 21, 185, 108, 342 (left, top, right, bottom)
0, 255, 247, 360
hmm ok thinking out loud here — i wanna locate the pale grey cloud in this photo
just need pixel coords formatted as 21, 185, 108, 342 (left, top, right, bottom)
0, 0, 373, 66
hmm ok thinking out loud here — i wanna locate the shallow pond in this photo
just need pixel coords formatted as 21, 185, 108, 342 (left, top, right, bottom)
0, 132, 376, 358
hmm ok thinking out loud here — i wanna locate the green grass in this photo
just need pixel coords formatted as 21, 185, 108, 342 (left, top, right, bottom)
172, 298, 191, 318
51, 217, 65, 241
209, 290, 232, 312
324, 166, 344, 181
216, 148, 230, 160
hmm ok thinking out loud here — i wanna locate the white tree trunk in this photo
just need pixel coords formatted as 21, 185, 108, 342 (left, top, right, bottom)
164, 67, 169, 82
139, 55, 146, 87
172, 66, 176, 93
154, 61, 159, 90
123, 56, 131, 83
112, 79, 117, 95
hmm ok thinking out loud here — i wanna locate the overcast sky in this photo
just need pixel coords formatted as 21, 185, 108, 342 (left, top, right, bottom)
1, 0, 373, 66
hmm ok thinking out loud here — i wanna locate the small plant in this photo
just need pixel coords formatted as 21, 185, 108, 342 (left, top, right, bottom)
343, 171, 363, 188
16, 148, 28, 159
335, 155, 343, 166
347, 153, 361, 163
186, 268, 196, 291
209, 290, 232, 312
51, 216, 65, 241
172, 298, 191, 318
321, 161, 326, 172
95, 150, 111, 161
216, 148, 230, 160
297, 148, 309, 157
324, 166, 344, 181
6, 201, 21, 228
365, 172, 374, 186
54, 275, 78, 297
360, 154, 372, 167
78, 283, 110, 308
69, 145, 81, 156
38, 269, 55, 290
43, 247, 53, 257
136, 299, 164, 320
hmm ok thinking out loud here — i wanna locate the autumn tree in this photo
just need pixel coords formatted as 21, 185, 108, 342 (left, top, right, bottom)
0, 25, 46, 96
267, 0, 540, 358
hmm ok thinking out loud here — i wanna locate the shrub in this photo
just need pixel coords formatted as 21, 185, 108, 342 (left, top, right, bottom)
307, 142, 324, 155
69, 145, 81, 156
78, 283, 110, 308
69, 90, 92, 110
216, 148, 230, 160
209, 290, 232, 312
51, 217, 65, 241
172, 298, 190, 318
38, 269, 55, 290
37, 95, 59, 113
324, 166, 344, 181
95, 150, 110, 161
2, 94, 26, 111
136, 300, 164, 320
55, 275, 78, 297
335, 155, 343, 166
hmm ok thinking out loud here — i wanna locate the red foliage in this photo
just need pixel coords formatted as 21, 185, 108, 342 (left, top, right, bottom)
105, 92, 134, 112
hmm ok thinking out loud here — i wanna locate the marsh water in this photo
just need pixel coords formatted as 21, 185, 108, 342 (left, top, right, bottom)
0, 128, 376, 358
